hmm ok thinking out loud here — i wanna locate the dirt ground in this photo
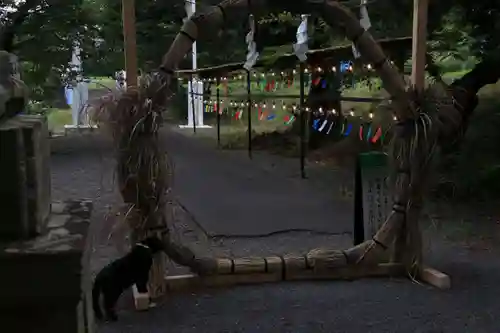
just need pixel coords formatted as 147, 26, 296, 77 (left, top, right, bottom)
50, 130, 500, 333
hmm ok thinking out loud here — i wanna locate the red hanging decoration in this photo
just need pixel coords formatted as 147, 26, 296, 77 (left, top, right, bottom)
313, 77, 321, 86
359, 125, 363, 140
371, 127, 382, 143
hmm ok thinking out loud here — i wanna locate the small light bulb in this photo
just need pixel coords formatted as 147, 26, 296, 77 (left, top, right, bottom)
319, 107, 323, 112
254, 103, 258, 107
263, 104, 266, 108
350, 111, 354, 116
393, 116, 398, 121
306, 107, 310, 112
283, 105, 286, 110
332, 109, 336, 114
317, 67, 322, 72
304, 68, 309, 73
272, 104, 276, 109
369, 113, 373, 118
367, 64, 372, 70
281, 71, 284, 75
332, 66, 336, 72
293, 69, 297, 74
349, 65, 353, 71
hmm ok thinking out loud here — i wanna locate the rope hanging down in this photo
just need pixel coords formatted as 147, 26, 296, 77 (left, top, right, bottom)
243, 14, 259, 71
293, 14, 309, 62
352, 0, 371, 59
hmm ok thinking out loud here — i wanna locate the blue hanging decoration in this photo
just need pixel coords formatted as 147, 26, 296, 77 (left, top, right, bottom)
344, 123, 353, 136
267, 114, 276, 120
313, 118, 320, 130
321, 79, 327, 88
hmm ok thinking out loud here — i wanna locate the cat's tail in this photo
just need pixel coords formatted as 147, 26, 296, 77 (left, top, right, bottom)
92, 278, 103, 321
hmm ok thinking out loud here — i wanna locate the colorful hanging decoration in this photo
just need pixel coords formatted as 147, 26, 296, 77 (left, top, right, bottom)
343, 123, 353, 136
371, 127, 382, 143
284, 115, 296, 125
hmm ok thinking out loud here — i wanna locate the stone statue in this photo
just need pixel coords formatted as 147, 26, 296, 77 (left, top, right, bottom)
0, 50, 28, 122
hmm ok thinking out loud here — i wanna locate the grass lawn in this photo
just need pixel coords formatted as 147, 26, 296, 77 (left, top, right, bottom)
88, 76, 115, 90
46, 108, 72, 134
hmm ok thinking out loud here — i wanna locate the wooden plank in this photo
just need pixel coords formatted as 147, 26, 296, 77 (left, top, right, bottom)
163, 263, 406, 292
288, 263, 405, 281
164, 272, 282, 292
419, 266, 451, 290
132, 285, 150, 311
410, 0, 429, 91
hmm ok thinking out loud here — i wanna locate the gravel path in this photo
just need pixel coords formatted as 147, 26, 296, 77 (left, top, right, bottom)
50, 130, 500, 333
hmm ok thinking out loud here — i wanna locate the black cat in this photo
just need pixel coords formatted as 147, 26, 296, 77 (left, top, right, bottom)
92, 236, 165, 321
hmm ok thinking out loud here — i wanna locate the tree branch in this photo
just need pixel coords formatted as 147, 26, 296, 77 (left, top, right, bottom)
0, 0, 42, 51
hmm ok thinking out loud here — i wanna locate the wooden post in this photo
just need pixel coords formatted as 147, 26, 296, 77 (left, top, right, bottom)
121, 0, 138, 87
410, 0, 429, 92
406, 0, 450, 289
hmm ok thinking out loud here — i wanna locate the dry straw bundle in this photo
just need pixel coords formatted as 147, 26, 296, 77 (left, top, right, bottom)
92, 73, 171, 233
90, 73, 218, 278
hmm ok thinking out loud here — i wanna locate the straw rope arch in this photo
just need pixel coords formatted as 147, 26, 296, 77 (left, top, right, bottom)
158, 0, 456, 273
97, 0, 473, 295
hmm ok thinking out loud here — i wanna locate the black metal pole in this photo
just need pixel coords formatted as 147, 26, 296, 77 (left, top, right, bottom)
189, 74, 196, 134
216, 76, 221, 148
299, 63, 306, 178
246, 69, 252, 159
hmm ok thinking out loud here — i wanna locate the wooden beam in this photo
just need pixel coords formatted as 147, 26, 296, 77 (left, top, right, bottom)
161, 263, 405, 293
419, 266, 451, 290
410, 0, 429, 91
121, 0, 138, 87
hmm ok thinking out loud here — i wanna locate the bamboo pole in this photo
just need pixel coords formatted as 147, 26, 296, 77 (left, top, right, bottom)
246, 69, 252, 159
189, 74, 197, 133
121, 0, 137, 87
299, 62, 306, 178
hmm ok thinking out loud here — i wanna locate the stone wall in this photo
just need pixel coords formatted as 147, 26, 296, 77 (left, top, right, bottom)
0, 200, 94, 333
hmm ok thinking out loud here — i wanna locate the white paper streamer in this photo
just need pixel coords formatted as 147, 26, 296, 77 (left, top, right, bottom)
352, 0, 372, 59
319, 119, 328, 132
243, 15, 259, 71
293, 14, 309, 62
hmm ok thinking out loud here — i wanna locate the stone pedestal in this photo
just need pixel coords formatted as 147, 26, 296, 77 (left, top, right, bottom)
0, 200, 94, 333
0, 115, 51, 240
